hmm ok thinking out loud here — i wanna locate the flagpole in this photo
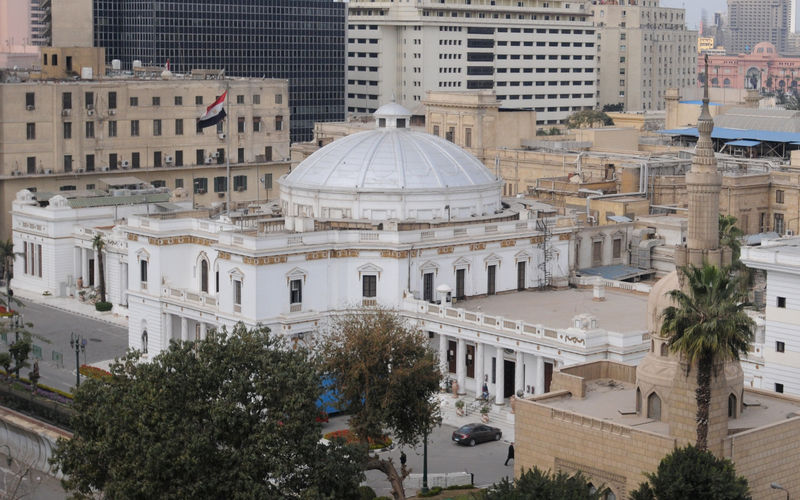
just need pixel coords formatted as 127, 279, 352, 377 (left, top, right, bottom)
226, 82, 231, 214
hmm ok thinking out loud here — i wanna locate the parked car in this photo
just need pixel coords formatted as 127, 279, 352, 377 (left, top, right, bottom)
451, 423, 502, 446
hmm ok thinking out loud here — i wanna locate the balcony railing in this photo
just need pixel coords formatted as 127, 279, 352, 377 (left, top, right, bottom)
162, 286, 218, 309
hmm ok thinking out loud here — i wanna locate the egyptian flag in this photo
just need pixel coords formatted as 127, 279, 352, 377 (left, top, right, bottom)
198, 90, 227, 129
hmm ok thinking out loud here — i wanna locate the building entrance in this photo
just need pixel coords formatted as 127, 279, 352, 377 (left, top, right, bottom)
503, 359, 515, 398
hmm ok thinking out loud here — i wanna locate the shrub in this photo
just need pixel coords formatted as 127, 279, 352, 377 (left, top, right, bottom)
79, 364, 112, 381
358, 485, 377, 500
323, 429, 392, 450
417, 486, 443, 497
95, 301, 113, 312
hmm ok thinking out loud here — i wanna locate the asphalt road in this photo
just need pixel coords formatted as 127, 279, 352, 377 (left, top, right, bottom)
2, 299, 128, 393
323, 416, 514, 497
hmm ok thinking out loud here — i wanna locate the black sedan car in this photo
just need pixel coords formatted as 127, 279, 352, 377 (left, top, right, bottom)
451, 423, 502, 446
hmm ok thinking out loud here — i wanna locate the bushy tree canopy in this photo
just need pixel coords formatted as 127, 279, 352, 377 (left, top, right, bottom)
564, 110, 613, 129
630, 445, 750, 500
53, 324, 364, 499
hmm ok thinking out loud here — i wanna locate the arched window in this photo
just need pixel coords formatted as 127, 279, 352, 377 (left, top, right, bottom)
723, 78, 731, 88
728, 393, 737, 418
636, 387, 642, 414
660, 343, 668, 357
647, 392, 661, 421
200, 259, 209, 293
141, 330, 148, 354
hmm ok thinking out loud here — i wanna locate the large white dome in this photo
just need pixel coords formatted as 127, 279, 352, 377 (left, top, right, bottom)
279, 104, 503, 223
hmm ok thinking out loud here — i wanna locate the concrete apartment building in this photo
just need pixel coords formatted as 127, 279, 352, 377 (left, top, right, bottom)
592, 0, 697, 111
728, 0, 791, 55
346, 0, 597, 126
0, 69, 291, 240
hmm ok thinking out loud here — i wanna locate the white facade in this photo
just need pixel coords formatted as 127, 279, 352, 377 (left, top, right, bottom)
346, 0, 597, 125
742, 239, 800, 396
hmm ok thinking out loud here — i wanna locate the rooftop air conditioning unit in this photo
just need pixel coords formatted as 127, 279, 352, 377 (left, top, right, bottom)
164, 155, 174, 164
87, 109, 95, 116
87, 104, 94, 110
236, 186, 245, 192
211, 152, 219, 158
100, 166, 110, 171
61, 109, 71, 117
44, 169, 53, 174
196, 189, 206, 194
218, 133, 226, 140
218, 192, 225, 198
109, 109, 116, 115
121, 160, 130, 169
205, 157, 214, 164
11, 171, 21, 176
26, 105, 34, 111
77, 168, 85, 173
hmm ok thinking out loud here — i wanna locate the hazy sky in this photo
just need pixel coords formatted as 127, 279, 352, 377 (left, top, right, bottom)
660, 0, 728, 30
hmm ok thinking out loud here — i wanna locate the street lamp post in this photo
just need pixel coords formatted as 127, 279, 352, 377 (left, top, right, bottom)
771, 482, 789, 500
421, 429, 429, 494
70, 332, 86, 387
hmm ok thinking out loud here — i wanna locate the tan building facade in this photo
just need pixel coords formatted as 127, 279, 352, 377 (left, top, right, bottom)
0, 75, 291, 239
592, 1, 697, 111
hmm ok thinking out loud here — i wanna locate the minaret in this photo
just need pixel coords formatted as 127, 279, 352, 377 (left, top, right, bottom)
675, 54, 731, 269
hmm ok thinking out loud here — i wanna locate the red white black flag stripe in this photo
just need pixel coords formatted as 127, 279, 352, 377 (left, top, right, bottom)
198, 90, 227, 129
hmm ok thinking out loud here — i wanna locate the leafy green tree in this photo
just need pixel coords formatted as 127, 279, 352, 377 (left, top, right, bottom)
320, 307, 441, 500
0, 239, 23, 311
483, 467, 608, 499
564, 109, 613, 129
661, 265, 755, 450
630, 445, 750, 500
0, 352, 11, 379
52, 324, 365, 499
92, 234, 107, 304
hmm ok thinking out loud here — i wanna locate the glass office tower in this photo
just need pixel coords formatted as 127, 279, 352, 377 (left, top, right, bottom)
93, 0, 345, 142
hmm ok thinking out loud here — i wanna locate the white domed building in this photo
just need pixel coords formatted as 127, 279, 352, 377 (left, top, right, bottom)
96, 103, 644, 404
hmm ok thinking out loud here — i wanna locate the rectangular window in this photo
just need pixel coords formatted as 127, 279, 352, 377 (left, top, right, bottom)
140, 260, 148, 286
275, 94, 282, 104
776, 383, 784, 393
776, 190, 785, 204
253, 94, 260, 104
130, 96, 138, 107
290, 279, 302, 304
253, 117, 262, 132
85, 121, 94, 138
233, 175, 247, 191
456, 268, 466, 299
37, 244, 42, 277
109, 153, 117, 170
175, 178, 184, 189
465, 127, 472, 147
108, 120, 117, 137
154, 151, 162, 168
63, 155, 72, 172
613, 238, 622, 259
174, 96, 182, 106
237, 148, 245, 163
236, 94, 245, 104
275, 116, 283, 131
777, 341, 786, 353
433, 125, 440, 136
194, 177, 208, 194
778, 296, 786, 308
196, 149, 205, 165
25, 92, 34, 109
423, 272, 434, 302
775, 213, 785, 234
175, 150, 183, 166
26, 123, 35, 140
132, 152, 140, 169
62, 92, 72, 109
175, 119, 183, 135
363, 275, 377, 297
487, 264, 496, 295
233, 279, 242, 307
152, 96, 160, 106
85, 92, 94, 109
196, 119, 203, 134
85, 154, 95, 171
108, 92, 117, 109
195, 96, 203, 105
238, 116, 245, 133
214, 176, 227, 192
130, 120, 139, 137
153, 119, 162, 136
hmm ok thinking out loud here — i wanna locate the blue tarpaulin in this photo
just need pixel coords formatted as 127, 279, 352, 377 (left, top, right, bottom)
724, 140, 761, 147
658, 127, 800, 144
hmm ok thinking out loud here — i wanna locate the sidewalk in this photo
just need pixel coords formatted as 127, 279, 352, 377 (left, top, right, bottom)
12, 288, 129, 329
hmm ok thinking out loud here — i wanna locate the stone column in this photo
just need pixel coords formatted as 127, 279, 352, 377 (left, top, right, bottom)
199, 322, 207, 341
165, 313, 173, 343
495, 345, 504, 405
535, 355, 545, 395
180, 317, 188, 342
474, 341, 485, 396
80, 247, 88, 284
456, 338, 466, 395
515, 350, 524, 397
439, 333, 448, 374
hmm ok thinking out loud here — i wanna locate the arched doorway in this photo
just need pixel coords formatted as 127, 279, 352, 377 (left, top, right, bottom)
647, 392, 662, 420
745, 67, 761, 89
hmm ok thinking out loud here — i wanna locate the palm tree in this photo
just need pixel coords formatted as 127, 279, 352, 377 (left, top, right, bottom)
661, 265, 755, 451
92, 234, 107, 304
719, 215, 744, 262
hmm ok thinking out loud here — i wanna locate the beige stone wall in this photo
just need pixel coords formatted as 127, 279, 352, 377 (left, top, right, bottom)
516, 398, 677, 499
725, 417, 800, 499
0, 162, 291, 241
573, 128, 640, 153
39, 47, 106, 80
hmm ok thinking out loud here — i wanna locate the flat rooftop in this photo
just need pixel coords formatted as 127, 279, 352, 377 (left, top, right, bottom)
541, 379, 800, 437
459, 288, 648, 333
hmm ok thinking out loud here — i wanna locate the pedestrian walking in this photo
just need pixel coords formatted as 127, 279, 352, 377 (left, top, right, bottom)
504, 442, 514, 466
400, 451, 407, 467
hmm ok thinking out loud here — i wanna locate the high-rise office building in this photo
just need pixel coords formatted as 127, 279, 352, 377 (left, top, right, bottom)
51, 0, 346, 143
728, 0, 790, 54
29, 0, 49, 46
346, 0, 597, 127
593, 1, 697, 111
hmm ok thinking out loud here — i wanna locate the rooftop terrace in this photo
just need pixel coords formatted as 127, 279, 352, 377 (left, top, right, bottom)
459, 288, 648, 333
